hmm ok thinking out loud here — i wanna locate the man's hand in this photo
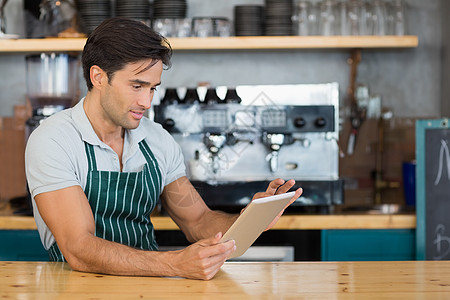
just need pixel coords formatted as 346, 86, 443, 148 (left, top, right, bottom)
170, 232, 236, 280
249, 178, 302, 231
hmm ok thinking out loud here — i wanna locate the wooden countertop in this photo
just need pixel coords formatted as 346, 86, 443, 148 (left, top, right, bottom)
0, 214, 416, 230
1, 261, 448, 299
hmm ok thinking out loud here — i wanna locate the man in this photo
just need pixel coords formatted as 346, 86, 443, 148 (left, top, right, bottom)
25, 18, 302, 280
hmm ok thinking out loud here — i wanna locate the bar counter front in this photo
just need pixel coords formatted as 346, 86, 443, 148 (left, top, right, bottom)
2, 260, 450, 299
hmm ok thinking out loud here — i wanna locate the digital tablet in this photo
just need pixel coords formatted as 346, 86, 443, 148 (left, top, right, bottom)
220, 191, 296, 259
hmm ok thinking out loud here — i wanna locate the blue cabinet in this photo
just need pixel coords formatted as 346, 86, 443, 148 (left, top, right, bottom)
1, 229, 416, 262
321, 229, 416, 261
0, 230, 48, 261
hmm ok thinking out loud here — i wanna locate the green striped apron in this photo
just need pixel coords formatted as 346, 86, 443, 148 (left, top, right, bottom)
48, 139, 161, 261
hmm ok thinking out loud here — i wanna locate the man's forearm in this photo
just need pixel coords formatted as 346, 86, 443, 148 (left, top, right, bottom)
185, 210, 239, 242
64, 234, 175, 277
62, 231, 235, 280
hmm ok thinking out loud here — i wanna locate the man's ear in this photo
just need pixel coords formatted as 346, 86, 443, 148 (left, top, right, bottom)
90, 65, 107, 89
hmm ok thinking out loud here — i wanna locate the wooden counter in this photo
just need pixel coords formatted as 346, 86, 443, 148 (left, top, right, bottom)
0, 214, 416, 230
1, 261, 449, 299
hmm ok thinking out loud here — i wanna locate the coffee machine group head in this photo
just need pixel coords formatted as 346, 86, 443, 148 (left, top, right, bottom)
263, 133, 293, 173
203, 132, 228, 174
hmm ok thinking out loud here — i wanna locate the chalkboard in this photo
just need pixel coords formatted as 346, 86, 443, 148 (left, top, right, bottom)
416, 119, 450, 260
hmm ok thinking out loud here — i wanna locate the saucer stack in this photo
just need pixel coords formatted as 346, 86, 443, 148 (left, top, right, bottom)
115, 0, 152, 22
234, 5, 264, 36
264, 0, 293, 36
76, 0, 112, 34
153, 0, 187, 19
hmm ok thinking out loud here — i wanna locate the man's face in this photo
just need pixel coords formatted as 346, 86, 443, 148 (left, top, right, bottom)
100, 59, 163, 130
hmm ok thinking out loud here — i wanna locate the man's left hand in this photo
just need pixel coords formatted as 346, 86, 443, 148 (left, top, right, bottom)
249, 178, 302, 231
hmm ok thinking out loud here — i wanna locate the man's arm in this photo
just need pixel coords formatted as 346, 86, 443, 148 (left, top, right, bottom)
160, 176, 302, 243
159, 176, 237, 242
35, 185, 235, 280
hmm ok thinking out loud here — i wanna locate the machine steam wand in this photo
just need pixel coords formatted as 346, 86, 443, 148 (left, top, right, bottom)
263, 133, 312, 173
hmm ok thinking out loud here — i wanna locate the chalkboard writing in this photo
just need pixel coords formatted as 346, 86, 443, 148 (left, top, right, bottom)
433, 224, 450, 260
416, 119, 450, 260
433, 139, 450, 186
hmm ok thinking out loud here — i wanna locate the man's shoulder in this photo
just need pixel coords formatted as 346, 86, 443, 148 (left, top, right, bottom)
38, 108, 73, 130
28, 108, 81, 146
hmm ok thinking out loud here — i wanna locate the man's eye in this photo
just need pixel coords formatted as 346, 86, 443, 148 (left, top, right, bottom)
151, 87, 158, 92
133, 85, 142, 90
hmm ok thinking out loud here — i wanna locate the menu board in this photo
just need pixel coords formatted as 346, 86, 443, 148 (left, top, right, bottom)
416, 119, 450, 260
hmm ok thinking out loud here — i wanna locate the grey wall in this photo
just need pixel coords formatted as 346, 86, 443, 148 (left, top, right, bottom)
0, 0, 444, 118
442, 0, 450, 116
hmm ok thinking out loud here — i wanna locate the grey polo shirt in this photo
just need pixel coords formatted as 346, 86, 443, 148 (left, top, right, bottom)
25, 98, 186, 249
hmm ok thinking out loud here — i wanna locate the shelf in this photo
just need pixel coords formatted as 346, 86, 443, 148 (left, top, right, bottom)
0, 38, 86, 53
0, 36, 418, 53
170, 36, 419, 50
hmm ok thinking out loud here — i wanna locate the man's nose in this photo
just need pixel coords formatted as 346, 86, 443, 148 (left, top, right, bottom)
138, 94, 152, 109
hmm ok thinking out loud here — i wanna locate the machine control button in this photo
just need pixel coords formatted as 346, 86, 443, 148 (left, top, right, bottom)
293, 117, 306, 128
163, 118, 175, 129
315, 117, 326, 128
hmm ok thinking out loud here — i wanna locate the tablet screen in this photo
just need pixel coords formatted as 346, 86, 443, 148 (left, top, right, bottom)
220, 191, 295, 259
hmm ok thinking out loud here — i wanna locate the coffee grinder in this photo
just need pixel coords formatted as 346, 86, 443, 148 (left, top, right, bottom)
25, 52, 79, 137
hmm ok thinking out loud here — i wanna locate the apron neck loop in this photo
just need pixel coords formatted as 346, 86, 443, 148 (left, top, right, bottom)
84, 142, 98, 171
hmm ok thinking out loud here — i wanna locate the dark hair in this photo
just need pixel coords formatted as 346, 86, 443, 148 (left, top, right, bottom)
81, 17, 172, 91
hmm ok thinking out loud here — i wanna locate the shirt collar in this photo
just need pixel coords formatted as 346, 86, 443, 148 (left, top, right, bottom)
71, 97, 101, 146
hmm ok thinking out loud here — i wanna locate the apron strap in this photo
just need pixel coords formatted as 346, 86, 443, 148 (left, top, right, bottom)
139, 139, 163, 198
84, 142, 98, 171
139, 139, 159, 168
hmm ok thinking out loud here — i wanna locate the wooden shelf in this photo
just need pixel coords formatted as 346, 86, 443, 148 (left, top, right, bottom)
0, 36, 418, 53
0, 38, 87, 53
170, 36, 419, 50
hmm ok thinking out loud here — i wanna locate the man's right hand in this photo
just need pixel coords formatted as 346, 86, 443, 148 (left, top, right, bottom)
169, 232, 236, 280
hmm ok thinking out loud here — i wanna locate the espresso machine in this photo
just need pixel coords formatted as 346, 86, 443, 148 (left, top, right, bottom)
154, 83, 343, 213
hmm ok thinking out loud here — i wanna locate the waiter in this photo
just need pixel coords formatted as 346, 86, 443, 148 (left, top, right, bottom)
25, 18, 302, 280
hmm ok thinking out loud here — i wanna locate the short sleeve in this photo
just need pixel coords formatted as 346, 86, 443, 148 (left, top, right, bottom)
25, 119, 82, 199
164, 134, 186, 185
